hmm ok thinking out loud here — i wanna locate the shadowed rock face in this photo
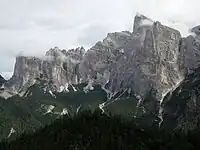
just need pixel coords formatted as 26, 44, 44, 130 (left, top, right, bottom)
0, 14, 200, 105
0, 75, 6, 86
162, 67, 200, 131
179, 26, 200, 73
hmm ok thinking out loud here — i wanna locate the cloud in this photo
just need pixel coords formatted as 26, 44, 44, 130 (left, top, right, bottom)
77, 24, 113, 48
0, 0, 200, 75
1, 72, 13, 80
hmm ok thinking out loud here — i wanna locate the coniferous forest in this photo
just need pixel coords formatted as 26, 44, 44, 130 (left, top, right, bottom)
0, 109, 200, 150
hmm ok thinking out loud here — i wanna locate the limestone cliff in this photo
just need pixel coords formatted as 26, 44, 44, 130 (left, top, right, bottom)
0, 14, 199, 105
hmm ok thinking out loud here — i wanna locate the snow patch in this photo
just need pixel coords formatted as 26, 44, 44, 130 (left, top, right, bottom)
135, 94, 143, 108
54, 108, 69, 116
76, 105, 82, 114
99, 89, 128, 113
99, 102, 106, 113
59, 86, 65, 93
42, 105, 55, 115
70, 84, 77, 92
7, 127, 16, 138
128, 88, 132, 94
65, 83, 69, 92
119, 48, 124, 54
60, 108, 68, 116
43, 87, 47, 93
49, 90, 56, 98
74, 75, 78, 84
83, 79, 94, 93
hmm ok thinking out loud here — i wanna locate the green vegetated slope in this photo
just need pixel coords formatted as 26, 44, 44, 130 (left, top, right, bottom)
0, 81, 156, 141
0, 81, 152, 139
1, 110, 199, 150
0, 83, 109, 141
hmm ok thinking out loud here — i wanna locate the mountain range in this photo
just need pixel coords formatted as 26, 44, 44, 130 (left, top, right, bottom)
1, 13, 200, 140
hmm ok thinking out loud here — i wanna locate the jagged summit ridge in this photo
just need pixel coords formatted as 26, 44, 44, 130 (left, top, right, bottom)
0, 13, 200, 104
1, 46, 86, 97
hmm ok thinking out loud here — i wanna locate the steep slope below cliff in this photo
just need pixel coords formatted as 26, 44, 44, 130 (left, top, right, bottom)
162, 66, 200, 131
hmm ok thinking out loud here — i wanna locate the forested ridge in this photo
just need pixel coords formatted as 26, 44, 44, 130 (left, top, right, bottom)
0, 109, 200, 150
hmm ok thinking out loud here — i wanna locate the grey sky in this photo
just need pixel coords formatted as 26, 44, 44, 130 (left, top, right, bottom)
0, 0, 199, 79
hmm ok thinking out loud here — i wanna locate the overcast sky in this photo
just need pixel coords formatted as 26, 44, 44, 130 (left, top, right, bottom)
0, 0, 199, 79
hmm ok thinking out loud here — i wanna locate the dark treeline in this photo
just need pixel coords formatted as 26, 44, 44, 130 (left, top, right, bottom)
0, 109, 200, 150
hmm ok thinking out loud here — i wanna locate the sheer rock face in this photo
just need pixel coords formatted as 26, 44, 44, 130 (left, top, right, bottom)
0, 14, 200, 103
105, 15, 182, 101
3, 47, 86, 95
179, 26, 200, 74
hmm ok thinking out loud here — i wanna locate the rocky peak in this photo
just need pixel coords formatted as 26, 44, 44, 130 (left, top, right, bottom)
102, 31, 132, 48
133, 13, 154, 32
191, 25, 200, 35
67, 47, 85, 54
45, 46, 61, 57
64, 47, 85, 61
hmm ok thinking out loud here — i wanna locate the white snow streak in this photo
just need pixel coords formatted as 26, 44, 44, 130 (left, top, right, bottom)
49, 90, 56, 98
76, 105, 82, 114
7, 127, 16, 138
60, 108, 69, 116
43, 105, 55, 115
